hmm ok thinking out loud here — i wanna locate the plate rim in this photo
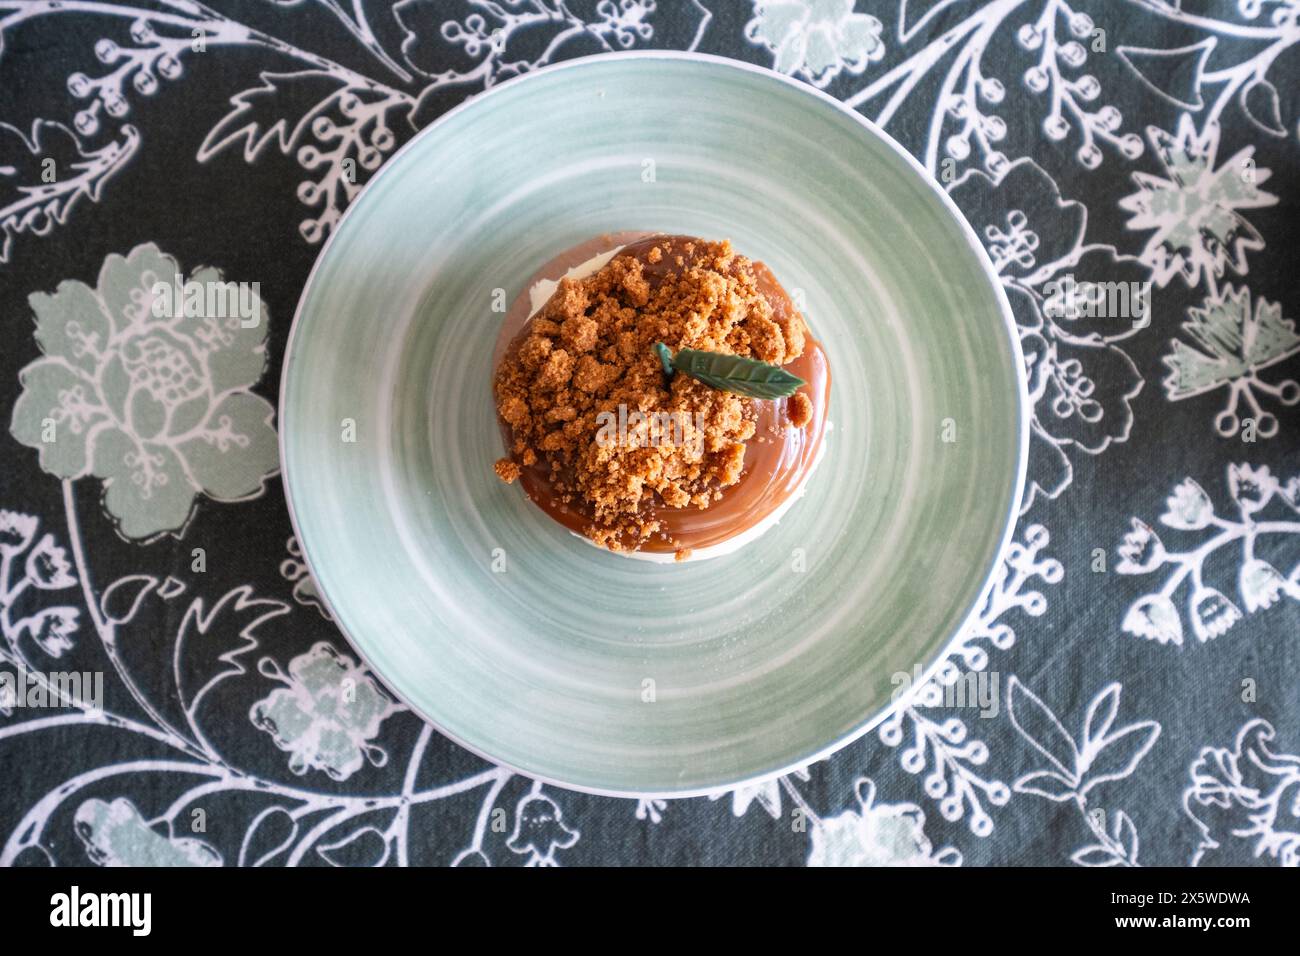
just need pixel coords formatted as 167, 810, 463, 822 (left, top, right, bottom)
279, 50, 1030, 799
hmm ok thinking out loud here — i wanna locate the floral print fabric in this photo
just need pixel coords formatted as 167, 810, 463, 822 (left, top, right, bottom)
0, 1, 1296, 866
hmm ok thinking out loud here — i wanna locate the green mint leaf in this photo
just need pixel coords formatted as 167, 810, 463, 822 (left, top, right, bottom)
653, 342, 675, 379
670, 348, 806, 400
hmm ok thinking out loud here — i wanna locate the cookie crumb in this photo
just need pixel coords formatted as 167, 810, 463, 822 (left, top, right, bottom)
787, 391, 813, 428
674, 548, 692, 562
493, 458, 521, 484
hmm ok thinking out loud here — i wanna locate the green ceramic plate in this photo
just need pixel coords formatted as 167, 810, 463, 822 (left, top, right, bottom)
281, 52, 1027, 797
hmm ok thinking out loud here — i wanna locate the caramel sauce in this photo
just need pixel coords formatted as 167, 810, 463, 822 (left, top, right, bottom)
494, 234, 831, 554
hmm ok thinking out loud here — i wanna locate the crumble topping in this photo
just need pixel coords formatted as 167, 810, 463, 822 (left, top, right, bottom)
493, 458, 521, 484
494, 237, 810, 552
787, 391, 813, 429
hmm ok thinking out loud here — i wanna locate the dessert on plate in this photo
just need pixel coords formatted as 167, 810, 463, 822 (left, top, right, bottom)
492, 233, 830, 562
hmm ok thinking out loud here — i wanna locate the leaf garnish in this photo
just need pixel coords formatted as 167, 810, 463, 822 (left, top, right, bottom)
654, 342, 675, 380
653, 343, 805, 400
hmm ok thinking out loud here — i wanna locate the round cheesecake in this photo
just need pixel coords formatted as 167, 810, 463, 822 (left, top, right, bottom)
492, 234, 830, 562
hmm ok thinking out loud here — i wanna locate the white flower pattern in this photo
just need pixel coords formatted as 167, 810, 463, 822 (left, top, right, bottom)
745, 0, 884, 88
806, 779, 961, 867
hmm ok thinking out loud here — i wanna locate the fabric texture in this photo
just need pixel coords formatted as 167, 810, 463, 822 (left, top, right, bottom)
1, 0, 1297, 867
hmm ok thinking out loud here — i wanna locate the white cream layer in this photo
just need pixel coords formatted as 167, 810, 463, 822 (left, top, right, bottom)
526, 248, 620, 319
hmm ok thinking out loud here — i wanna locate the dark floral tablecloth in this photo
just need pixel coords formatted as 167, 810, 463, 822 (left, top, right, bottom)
1, 0, 1297, 867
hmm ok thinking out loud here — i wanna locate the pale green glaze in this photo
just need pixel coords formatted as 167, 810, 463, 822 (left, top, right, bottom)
281, 53, 1026, 797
